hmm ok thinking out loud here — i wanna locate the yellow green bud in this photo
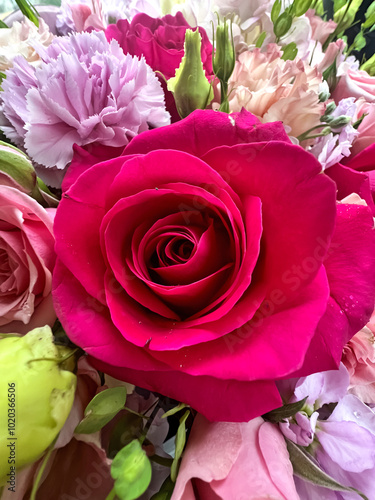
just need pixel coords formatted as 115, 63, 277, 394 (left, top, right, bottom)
0, 141, 37, 194
212, 19, 235, 83
0, 326, 77, 485
167, 29, 213, 119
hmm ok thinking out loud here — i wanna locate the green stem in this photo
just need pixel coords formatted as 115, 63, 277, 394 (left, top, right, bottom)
300, 132, 331, 141
30, 440, 56, 500
105, 487, 117, 500
297, 124, 328, 142
123, 406, 149, 420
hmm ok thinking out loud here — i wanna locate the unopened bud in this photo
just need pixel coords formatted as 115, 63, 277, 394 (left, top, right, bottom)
329, 115, 351, 129
213, 18, 235, 83
167, 29, 213, 119
0, 326, 77, 484
274, 11, 293, 38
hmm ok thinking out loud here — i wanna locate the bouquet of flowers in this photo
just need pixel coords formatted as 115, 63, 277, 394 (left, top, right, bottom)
0, 0, 375, 498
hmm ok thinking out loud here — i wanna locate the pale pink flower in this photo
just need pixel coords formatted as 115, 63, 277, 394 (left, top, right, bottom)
0, 17, 54, 71
171, 414, 299, 500
351, 99, 375, 157
333, 66, 375, 104
306, 9, 337, 45
225, 44, 324, 142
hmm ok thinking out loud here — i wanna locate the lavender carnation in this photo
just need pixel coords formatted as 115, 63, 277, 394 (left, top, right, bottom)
1, 30, 170, 181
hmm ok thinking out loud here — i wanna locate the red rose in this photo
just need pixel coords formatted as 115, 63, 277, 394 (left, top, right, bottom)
105, 12, 213, 122
53, 110, 375, 421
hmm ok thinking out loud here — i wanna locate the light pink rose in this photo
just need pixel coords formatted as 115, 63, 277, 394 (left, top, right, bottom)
171, 414, 300, 500
351, 100, 375, 157
342, 311, 375, 404
333, 67, 375, 103
306, 9, 337, 44
0, 186, 56, 333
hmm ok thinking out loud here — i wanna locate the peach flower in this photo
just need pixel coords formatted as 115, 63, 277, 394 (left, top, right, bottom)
225, 44, 324, 142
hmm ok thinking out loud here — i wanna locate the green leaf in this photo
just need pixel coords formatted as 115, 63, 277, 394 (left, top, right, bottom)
150, 476, 175, 500
255, 31, 267, 48
271, 0, 282, 23
111, 439, 152, 500
75, 387, 127, 434
333, 0, 346, 12
0, 20, 8, 28
361, 52, 375, 76
162, 403, 189, 419
353, 31, 366, 51
171, 410, 190, 482
363, 1, 375, 28
263, 397, 308, 423
286, 439, 369, 500
273, 11, 293, 39
14, 0, 39, 27
334, 0, 363, 33
281, 42, 298, 60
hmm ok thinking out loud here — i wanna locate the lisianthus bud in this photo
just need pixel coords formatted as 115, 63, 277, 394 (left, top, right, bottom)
0, 326, 77, 485
167, 29, 213, 119
212, 19, 235, 84
329, 115, 351, 129
0, 141, 37, 194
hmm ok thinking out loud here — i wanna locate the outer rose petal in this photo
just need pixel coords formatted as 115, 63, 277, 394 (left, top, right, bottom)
326, 163, 375, 215
170, 415, 299, 500
124, 109, 291, 158
292, 202, 375, 377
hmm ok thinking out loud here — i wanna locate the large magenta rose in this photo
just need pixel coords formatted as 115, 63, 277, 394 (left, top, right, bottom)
105, 13, 213, 122
53, 110, 375, 422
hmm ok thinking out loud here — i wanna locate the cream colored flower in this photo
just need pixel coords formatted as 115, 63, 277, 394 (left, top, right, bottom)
0, 17, 54, 71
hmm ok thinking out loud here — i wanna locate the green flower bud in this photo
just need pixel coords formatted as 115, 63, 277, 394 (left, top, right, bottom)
0, 326, 77, 485
323, 102, 337, 117
329, 115, 351, 129
273, 11, 293, 39
318, 90, 330, 102
292, 0, 313, 17
167, 29, 214, 119
0, 141, 36, 194
212, 19, 235, 83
